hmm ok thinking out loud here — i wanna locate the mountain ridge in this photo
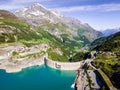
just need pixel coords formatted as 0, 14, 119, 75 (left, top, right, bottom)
0, 3, 103, 62
15, 3, 103, 42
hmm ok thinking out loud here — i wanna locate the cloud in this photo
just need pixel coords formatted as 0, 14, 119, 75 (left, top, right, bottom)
0, 0, 48, 10
1, 0, 120, 13
0, 4, 24, 10
53, 3, 120, 12
12, 0, 45, 4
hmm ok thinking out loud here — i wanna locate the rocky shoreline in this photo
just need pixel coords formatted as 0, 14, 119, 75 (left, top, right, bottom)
0, 56, 45, 73
0, 54, 82, 73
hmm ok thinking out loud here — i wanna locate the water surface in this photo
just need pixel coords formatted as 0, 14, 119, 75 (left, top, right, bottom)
0, 65, 75, 90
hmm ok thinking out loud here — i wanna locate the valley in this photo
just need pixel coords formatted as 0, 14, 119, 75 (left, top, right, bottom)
0, 3, 120, 90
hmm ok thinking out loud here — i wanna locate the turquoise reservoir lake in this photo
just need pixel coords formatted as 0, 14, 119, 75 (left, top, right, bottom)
0, 65, 75, 90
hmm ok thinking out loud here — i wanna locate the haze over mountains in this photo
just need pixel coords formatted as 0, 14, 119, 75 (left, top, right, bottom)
102, 27, 120, 36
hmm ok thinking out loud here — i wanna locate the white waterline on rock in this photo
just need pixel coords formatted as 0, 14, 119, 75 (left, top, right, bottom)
71, 83, 75, 88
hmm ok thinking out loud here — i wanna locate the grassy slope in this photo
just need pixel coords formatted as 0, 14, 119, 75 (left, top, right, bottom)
92, 32, 120, 89
94, 32, 120, 52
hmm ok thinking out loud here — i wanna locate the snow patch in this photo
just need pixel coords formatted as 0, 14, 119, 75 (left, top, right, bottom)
22, 8, 28, 12
30, 11, 44, 16
33, 3, 48, 10
51, 11, 63, 18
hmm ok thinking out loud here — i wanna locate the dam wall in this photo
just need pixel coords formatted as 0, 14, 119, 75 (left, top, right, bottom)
45, 57, 82, 70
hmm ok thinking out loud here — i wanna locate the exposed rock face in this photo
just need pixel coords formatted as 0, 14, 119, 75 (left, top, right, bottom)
0, 10, 18, 20
15, 3, 62, 25
0, 10, 18, 35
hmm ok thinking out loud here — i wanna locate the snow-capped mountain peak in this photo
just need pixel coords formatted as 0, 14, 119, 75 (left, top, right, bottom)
15, 3, 64, 24
14, 3, 102, 42
30, 10, 44, 16
31, 3, 48, 11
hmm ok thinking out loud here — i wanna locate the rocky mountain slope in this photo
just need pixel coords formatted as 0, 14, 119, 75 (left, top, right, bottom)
0, 10, 71, 62
15, 3, 102, 43
0, 3, 103, 62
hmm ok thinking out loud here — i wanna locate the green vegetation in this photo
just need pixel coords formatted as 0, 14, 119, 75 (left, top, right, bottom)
94, 52, 120, 77
40, 22, 68, 32
76, 28, 90, 45
12, 51, 19, 56
19, 51, 45, 59
93, 32, 120, 77
77, 28, 100, 43
92, 32, 120, 89
94, 32, 120, 52
0, 17, 75, 62
94, 52, 120, 88
48, 51, 68, 62
27, 51, 45, 58
77, 28, 88, 34
0, 18, 74, 62
69, 52, 91, 62
90, 37, 106, 49
0, 10, 99, 62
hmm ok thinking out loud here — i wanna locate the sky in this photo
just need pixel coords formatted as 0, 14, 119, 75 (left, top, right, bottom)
0, 0, 120, 31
